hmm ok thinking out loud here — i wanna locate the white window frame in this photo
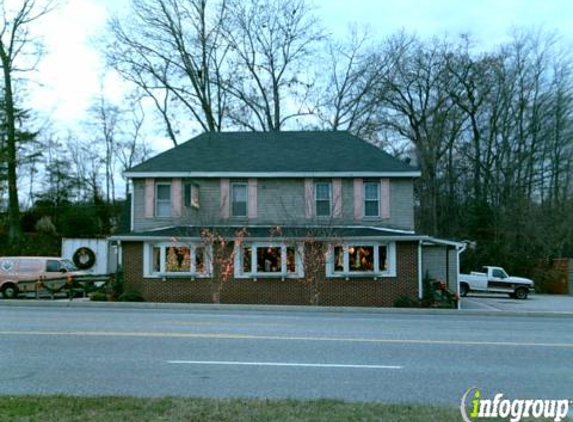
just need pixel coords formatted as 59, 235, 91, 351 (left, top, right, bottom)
231, 183, 248, 217
143, 242, 212, 278
315, 181, 332, 217
155, 183, 172, 218
326, 242, 396, 278
363, 181, 380, 217
234, 242, 304, 279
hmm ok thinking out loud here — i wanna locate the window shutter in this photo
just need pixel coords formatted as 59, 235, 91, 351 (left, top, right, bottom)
248, 178, 258, 218
171, 178, 182, 217
220, 178, 230, 218
332, 179, 342, 218
353, 178, 363, 219
144, 178, 154, 219
304, 179, 314, 218
381, 178, 390, 218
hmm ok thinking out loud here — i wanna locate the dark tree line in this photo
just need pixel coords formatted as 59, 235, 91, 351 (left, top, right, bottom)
106, 0, 573, 275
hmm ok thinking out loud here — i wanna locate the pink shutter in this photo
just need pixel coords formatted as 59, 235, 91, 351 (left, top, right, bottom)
381, 178, 390, 218
220, 178, 230, 218
304, 179, 314, 218
171, 178, 182, 217
144, 178, 155, 218
248, 178, 258, 218
332, 178, 342, 218
353, 178, 363, 219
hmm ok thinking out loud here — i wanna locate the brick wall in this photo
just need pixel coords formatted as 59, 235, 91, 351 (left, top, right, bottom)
122, 241, 419, 307
123, 242, 211, 303
319, 242, 419, 307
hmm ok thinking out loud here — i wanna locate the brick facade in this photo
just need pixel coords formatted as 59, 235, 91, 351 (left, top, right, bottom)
122, 241, 419, 307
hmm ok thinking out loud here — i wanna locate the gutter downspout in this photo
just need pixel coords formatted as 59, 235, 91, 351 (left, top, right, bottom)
129, 180, 135, 232
456, 243, 467, 310
418, 240, 423, 300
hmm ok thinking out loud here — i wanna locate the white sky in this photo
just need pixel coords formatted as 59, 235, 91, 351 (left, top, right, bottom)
25, 0, 573, 151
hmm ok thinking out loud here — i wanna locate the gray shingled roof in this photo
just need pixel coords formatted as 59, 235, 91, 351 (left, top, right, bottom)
126, 131, 418, 175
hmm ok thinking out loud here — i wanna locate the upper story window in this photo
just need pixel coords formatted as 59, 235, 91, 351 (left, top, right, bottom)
155, 183, 172, 217
145, 242, 211, 277
184, 183, 200, 209
364, 181, 380, 217
232, 183, 248, 217
315, 181, 332, 217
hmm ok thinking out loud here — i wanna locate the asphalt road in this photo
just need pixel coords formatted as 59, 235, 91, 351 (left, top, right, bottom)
0, 305, 572, 405
462, 293, 573, 312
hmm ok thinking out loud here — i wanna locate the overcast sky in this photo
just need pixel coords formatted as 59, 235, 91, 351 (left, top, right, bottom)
26, 0, 573, 148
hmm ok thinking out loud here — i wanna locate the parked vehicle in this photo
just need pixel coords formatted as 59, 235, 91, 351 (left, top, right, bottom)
0, 257, 85, 299
459, 266, 535, 299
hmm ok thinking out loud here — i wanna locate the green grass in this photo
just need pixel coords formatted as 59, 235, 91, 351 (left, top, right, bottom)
0, 396, 462, 422
2, 396, 566, 421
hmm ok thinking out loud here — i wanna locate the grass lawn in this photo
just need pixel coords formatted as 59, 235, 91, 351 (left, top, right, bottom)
0, 396, 465, 422
2, 396, 563, 421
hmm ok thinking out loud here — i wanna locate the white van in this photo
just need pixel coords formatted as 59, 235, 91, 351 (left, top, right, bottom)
0, 257, 83, 299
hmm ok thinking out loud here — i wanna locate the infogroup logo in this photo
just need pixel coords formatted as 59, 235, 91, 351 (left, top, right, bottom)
460, 387, 571, 422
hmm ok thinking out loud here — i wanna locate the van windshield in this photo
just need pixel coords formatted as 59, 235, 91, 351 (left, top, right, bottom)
62, 259, 79, 272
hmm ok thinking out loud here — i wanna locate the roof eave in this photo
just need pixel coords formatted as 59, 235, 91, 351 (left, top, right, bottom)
124, 171, 421, 179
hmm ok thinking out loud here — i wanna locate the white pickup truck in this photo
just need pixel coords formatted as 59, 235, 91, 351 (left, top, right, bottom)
459, 266, 535, 299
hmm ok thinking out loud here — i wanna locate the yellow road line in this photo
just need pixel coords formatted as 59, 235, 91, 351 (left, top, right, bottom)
0, 330, 571, 348
0, 319, 288, 327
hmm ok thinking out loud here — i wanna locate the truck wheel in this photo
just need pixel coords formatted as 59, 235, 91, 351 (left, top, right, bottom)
1, 284, 19, 299
515, 288, 528, 300
460, 283, 469, 297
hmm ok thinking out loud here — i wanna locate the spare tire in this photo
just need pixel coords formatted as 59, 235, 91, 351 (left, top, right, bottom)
73, 247, 96, 270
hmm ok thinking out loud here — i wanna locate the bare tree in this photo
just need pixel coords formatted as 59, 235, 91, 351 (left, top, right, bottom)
376, 33, 462, 234
89, 89, 120, 203
115, 97, 152, 196
222, 0, 324, 131
0, 0, 55, 244
107, 0, 231, 145
314, 27, 383, 139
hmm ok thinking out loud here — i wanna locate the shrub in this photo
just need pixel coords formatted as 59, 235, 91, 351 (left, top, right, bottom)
108, 268, 125, 300
89, 291, 108, 302
393, 295, 420, 308
118, 289, 145, 302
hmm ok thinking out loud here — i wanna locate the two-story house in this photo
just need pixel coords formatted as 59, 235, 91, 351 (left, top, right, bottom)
114, 131, 463, 306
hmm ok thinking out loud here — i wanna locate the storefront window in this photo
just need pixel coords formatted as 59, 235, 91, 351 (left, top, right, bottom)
166, 247, 191, 272
348, 246, 374, 272
287, 247, 297, 273
379, 245, 388, 271
195, 247, 205, 273
153, 247, 161, 273
328, 243, 395, 277
257, 247, 282, 273
239, 243, 303, 277
243, 246, 252, 273
334, 246, 344, 272
146, 243, 210, 276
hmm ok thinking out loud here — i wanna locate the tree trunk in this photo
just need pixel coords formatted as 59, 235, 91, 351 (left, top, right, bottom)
1, 51, 22, 245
